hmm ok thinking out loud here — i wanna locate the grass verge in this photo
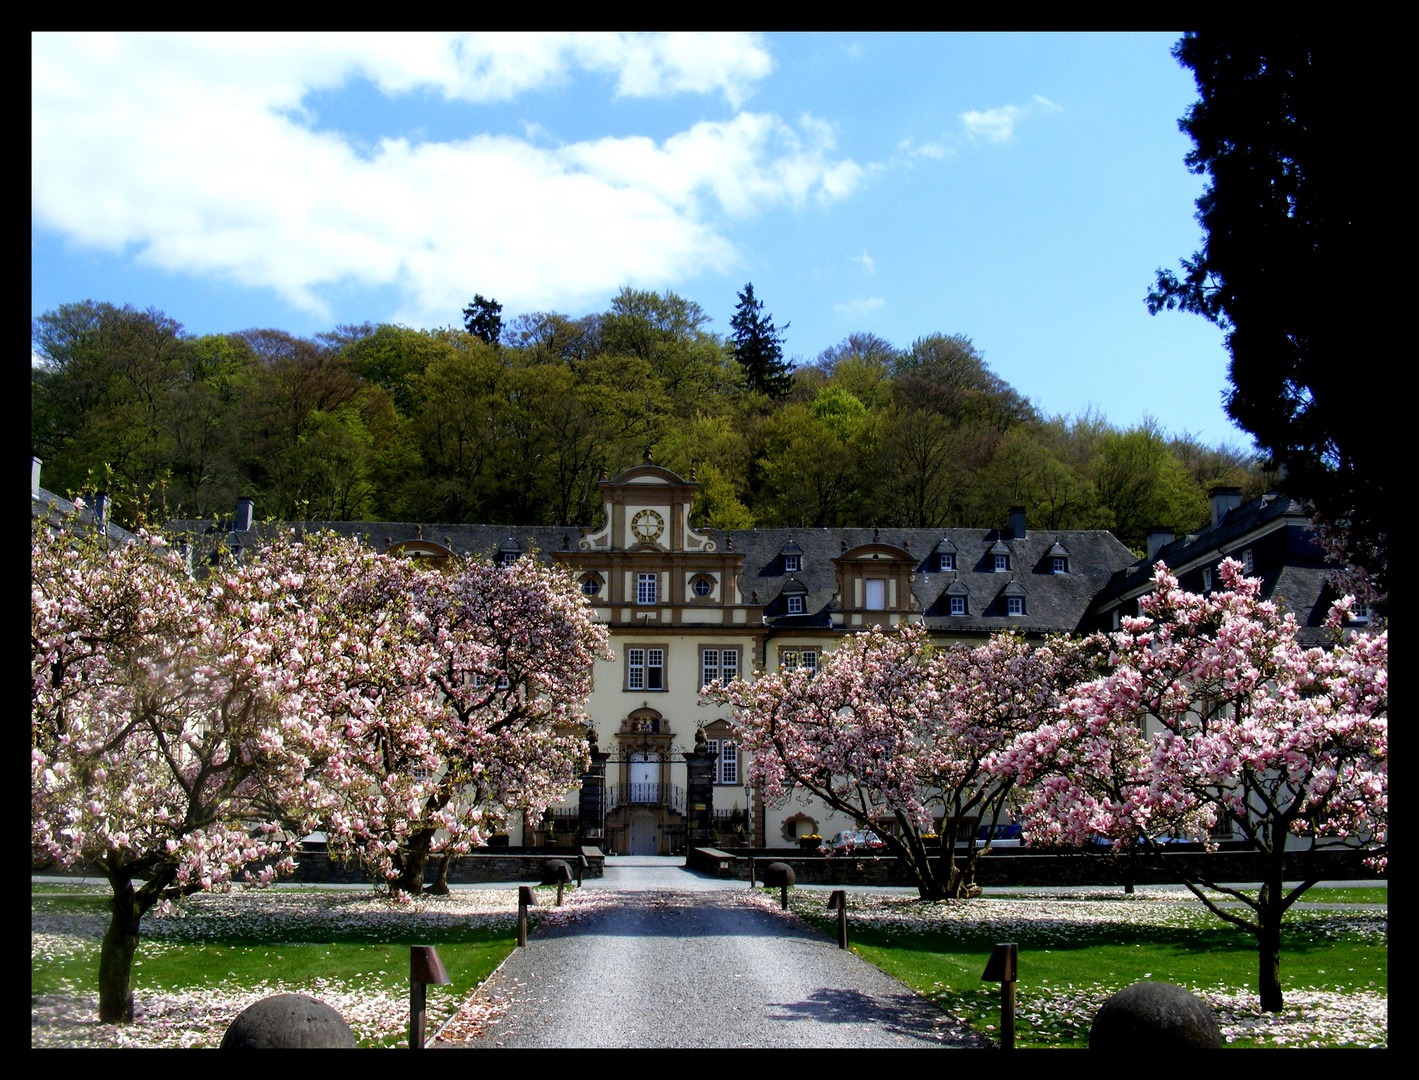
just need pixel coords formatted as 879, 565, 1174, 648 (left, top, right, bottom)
788, 889, 1386, 1048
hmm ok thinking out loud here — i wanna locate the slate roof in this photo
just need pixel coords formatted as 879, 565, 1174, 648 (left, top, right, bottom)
711, 526, 1138, 635
32, 486, 140, 546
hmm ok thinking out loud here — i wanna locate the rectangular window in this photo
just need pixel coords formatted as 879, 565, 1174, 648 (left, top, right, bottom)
1202, 567, 1213, 592
784, 554, 801, 572
993, 554, 1008, 572
786, 594, 804, 614
627, 647, 665, 691
939, 552, 955, 572
701, 647, 740, 687
1243, 548, 1254, 574
864, 579, 886, 610
949, 595, 966, 616
636, 573, 658, 605
782, 648, 818, 674
719, 740, 738, 785
1052, 557, 1067, 574
1007, 596, 1025, 616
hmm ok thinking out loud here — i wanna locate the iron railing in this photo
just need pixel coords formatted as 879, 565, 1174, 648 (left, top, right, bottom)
605, 783, 685, 813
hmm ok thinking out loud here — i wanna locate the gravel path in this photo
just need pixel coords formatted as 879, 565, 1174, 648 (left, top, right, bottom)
449, 880, 984, 1049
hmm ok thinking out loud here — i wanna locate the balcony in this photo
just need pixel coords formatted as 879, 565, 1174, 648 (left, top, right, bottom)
605, 783, 685, 813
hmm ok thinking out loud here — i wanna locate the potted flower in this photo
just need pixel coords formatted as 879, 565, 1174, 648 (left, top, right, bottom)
798, 833, 823, 851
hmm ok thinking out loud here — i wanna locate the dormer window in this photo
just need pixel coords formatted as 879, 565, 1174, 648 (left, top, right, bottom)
580, 573, 603, 596
945, 579, 969, 617
1242, 548, 1254, 574
994, 554, 1009, 572
1052, 557, 1067, 574
497, 537, 521, 566
780, 540, 804, 574
949, 595, 966, 616
1007, 596, 1025, 616
691, 574, 715, 597
781, 579, 809, 616
935, 538, 958, 573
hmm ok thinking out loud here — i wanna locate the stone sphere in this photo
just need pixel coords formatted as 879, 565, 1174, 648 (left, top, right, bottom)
1089, 981, 1223, 1049
762, 861, 796, 887
539, 859, 573, 884
221, 993, 358, 1049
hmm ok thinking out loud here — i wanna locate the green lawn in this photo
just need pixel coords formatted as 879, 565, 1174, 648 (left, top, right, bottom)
31, 885, 544, 1047
791, 891, 1386, 1048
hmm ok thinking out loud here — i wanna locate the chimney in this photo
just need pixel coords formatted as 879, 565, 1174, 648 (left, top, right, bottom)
234, 496, 254, 532
93, 492, 109, 530
31, 456, 42, 495
1146, 526, 1174, 562
1207, 487, 1243, 528
1009, 506, 1027, 539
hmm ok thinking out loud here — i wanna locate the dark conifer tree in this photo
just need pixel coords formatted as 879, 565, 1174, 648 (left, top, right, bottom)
462, 294, 503, 345
730, 283, 792, 398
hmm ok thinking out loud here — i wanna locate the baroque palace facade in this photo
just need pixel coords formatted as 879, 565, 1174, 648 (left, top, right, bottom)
151, 461, 1339, 856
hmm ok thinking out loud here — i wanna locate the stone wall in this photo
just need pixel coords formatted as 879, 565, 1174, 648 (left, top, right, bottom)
688, 846, 1383, 887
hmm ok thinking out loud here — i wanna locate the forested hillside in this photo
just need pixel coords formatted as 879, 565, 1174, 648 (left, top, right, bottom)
31, 289, 1268, 554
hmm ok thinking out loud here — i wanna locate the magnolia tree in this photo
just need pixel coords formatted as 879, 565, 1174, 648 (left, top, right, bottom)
1002, 559, 1387, 1012
319, 552, 611, 896
704, 623, 1103, 899
31, 522, 348, 1023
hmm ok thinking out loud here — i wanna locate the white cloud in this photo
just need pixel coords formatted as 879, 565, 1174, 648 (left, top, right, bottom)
31, 33, 857, 326
852, 251, 875, 273
961, 104, 1024, 144
960, 95, 1063, 144
834, 297, 885, 316
897, 137, 953, 160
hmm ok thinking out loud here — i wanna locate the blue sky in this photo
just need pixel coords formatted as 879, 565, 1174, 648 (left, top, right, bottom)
32, 32, 1249, 449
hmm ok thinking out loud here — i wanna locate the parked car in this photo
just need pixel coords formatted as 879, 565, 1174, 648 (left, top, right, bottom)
826, 829, 886, 855
973, 823, 1024, 848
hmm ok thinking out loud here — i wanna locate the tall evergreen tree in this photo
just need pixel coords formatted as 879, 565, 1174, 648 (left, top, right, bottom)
462, 294, 503, 345
730, 283, 792, 398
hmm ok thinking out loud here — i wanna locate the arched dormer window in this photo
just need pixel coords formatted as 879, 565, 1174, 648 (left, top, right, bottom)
780, 539, 804, 574
1047, 539, 1070, 574
990, 539, 1012, 573
1001, 579, 1027, 616
780, 578, 808, 616
935, 537, 958, 573
945, 579, 969, 617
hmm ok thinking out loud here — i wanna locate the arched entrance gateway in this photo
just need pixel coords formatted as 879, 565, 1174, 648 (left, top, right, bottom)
600, 706, 717, 857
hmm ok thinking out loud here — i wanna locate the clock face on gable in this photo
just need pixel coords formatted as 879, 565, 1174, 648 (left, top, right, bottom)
631, 509, 665, 543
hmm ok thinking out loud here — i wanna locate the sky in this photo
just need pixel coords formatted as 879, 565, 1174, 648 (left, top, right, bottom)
32, 32, 1252, 450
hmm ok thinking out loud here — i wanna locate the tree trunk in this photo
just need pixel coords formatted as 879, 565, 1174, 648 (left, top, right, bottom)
426, 853, 452, 895
394, 830, 434, 896
98, 881, 143, 1024
1257, 872, 1285, 1012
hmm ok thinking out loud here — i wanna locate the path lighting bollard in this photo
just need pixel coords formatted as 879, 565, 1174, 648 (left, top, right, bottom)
762, 861, 795, 910
747, 855, 756, 889
409, 946, 451, 1050
981, 942, 1019, 1050
827, 890, 848, 949
518, 885, 537, 947
576, 853, 588, 888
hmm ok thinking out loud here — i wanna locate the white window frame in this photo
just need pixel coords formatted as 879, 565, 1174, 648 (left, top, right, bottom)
701, 647, 740, 687
781, 648, 819, 674
1242, 548, 1254, 574
581, 574, 602, 596
786, 594, 804, 614
636, 573, 658, 605
993, 554, 1009, 572
784, 554, 801, 572
1202, 567, 1213, 592
1007, 596, 1025, 616
692, 575, 714, 597
627, 646, 666, 691
705, 738, 740, 785
501, 552, 519, 566
939, 552, 955, 572
949, 595, 966, 616
1052, 557, 1067, 574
